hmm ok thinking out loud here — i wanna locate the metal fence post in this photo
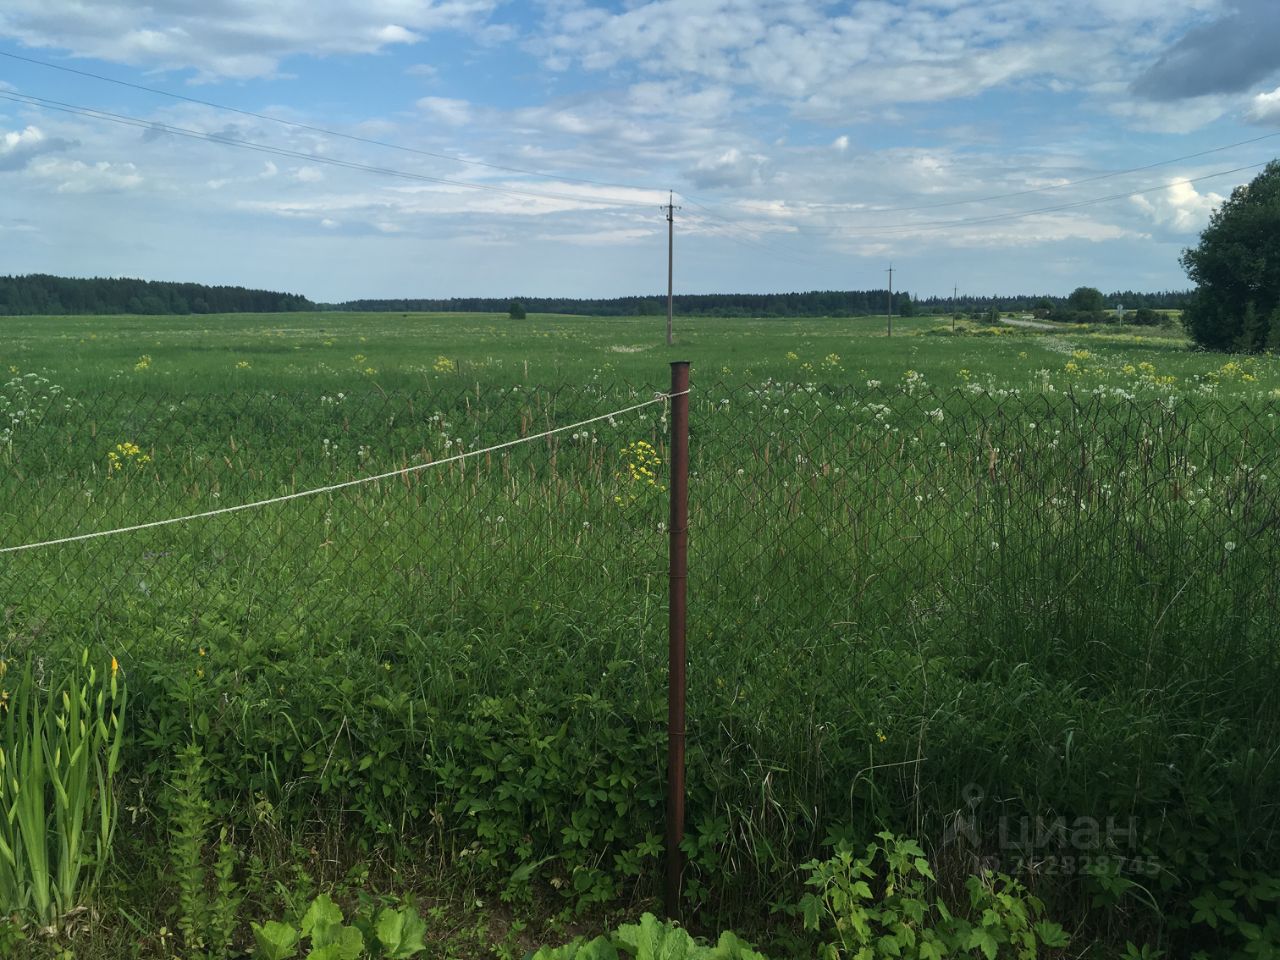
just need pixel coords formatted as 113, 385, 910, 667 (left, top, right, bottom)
666, 360, 690, 919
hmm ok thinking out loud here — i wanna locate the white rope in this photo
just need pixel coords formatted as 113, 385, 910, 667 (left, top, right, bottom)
1, 390, 689, 556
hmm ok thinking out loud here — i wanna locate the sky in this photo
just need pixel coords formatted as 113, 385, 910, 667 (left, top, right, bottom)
1, 0, 1279, 302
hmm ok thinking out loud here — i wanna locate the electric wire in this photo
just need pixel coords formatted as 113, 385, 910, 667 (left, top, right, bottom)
0, 48, 658, 193
0, 90, 660, 209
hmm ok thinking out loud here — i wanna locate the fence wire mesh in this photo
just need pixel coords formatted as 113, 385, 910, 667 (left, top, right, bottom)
3, 371, 1279, 910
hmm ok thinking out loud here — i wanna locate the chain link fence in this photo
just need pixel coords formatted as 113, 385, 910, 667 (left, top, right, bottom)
3, 370, 1278, 917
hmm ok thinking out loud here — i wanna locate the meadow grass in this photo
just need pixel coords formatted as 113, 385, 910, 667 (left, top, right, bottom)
4, 309, 1277, 397
2, 311, 1279, 956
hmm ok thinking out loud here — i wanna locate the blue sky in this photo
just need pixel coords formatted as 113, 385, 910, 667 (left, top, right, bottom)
2, 0, 1279, 301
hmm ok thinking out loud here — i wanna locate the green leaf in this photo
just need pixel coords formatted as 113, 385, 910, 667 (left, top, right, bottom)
614, 914, 697, 960
529, 936, 620, 960
306, 926, 364, 960
302, 894, 345, 945
252, 921, 301, 960
877, 935, 902, 957
710, 930, 769, 960
967, 928, 999, 960
1033, 920, 1070, 948
375, 905, 428, 959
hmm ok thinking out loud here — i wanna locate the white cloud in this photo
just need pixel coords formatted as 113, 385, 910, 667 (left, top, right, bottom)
0, 0, 500, 78
534, 227, 655, 246
28, 157, 143, 193
1131, 178, 1224, 232
417, 96, 473, 126
292, 166, 324, 183
533, 0, 1219, 120
206, 160, 278, 190
1, 125, 44, 154
0, 124, 76, 171
832, 135, 849, 152
1247, 86, 1280, 124
687, 147, 769, 188
1105, 94, 1232, 133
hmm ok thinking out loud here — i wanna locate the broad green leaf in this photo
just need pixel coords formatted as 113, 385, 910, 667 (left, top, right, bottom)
252, 921, 301, 960
967, 928, 999, 960
375, 905, 428, 959
306, 926, 364, 960
1034, 920, 1070, 948
614, 914, 697, 960
302, 894, 345, 945
530, 937, 620, 960
711, 930, 769, 960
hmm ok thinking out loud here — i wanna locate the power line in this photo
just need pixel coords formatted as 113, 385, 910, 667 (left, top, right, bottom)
14, 47, 1272, 229
3, 75, 1268, 261
681, 161, 1269, 239
6, 46, 1272, 233
679, 195, 833, 269
841, 161, 1269, 236
0, 48, 658, 193
0, 90, 659, 209
788, 132, 1280, 214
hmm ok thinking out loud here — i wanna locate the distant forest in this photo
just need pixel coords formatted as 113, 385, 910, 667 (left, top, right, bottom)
333, 289, 1192, 317
914, 290, 1192, 313
330, 290, 918, 317
0, 275, 1192, 317
0, 274, 315, 316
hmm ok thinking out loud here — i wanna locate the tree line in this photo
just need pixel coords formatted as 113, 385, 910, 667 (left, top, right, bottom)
0, 274, 315, 316
0, 273, 1202, 324
328, 290, 919, 317
332, 289, 1193, 318
913, 290, 1191, 314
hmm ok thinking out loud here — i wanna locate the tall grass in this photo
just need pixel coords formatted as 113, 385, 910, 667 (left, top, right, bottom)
1, 364, 1278, 944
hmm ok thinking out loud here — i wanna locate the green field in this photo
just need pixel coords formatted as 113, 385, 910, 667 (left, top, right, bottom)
2, 312, 1280, 958
4, 309, 1278, 396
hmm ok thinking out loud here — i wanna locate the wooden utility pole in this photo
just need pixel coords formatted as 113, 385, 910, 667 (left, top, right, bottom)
886, 264, 894, 337
665, 192, 680, 347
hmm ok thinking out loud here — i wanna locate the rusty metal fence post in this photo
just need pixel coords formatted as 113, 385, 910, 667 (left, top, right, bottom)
665, 360, 690, 919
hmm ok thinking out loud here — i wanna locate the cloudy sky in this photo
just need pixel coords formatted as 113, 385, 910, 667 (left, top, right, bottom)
2, 0, 1279, 301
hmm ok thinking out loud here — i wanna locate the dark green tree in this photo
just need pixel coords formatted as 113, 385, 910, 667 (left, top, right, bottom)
1234, 301, 1265, 352
1066, 286, 1105, 313
1267, 305, 1280, 351
508, 300, 527, 320
1181, 160, 1280, 352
